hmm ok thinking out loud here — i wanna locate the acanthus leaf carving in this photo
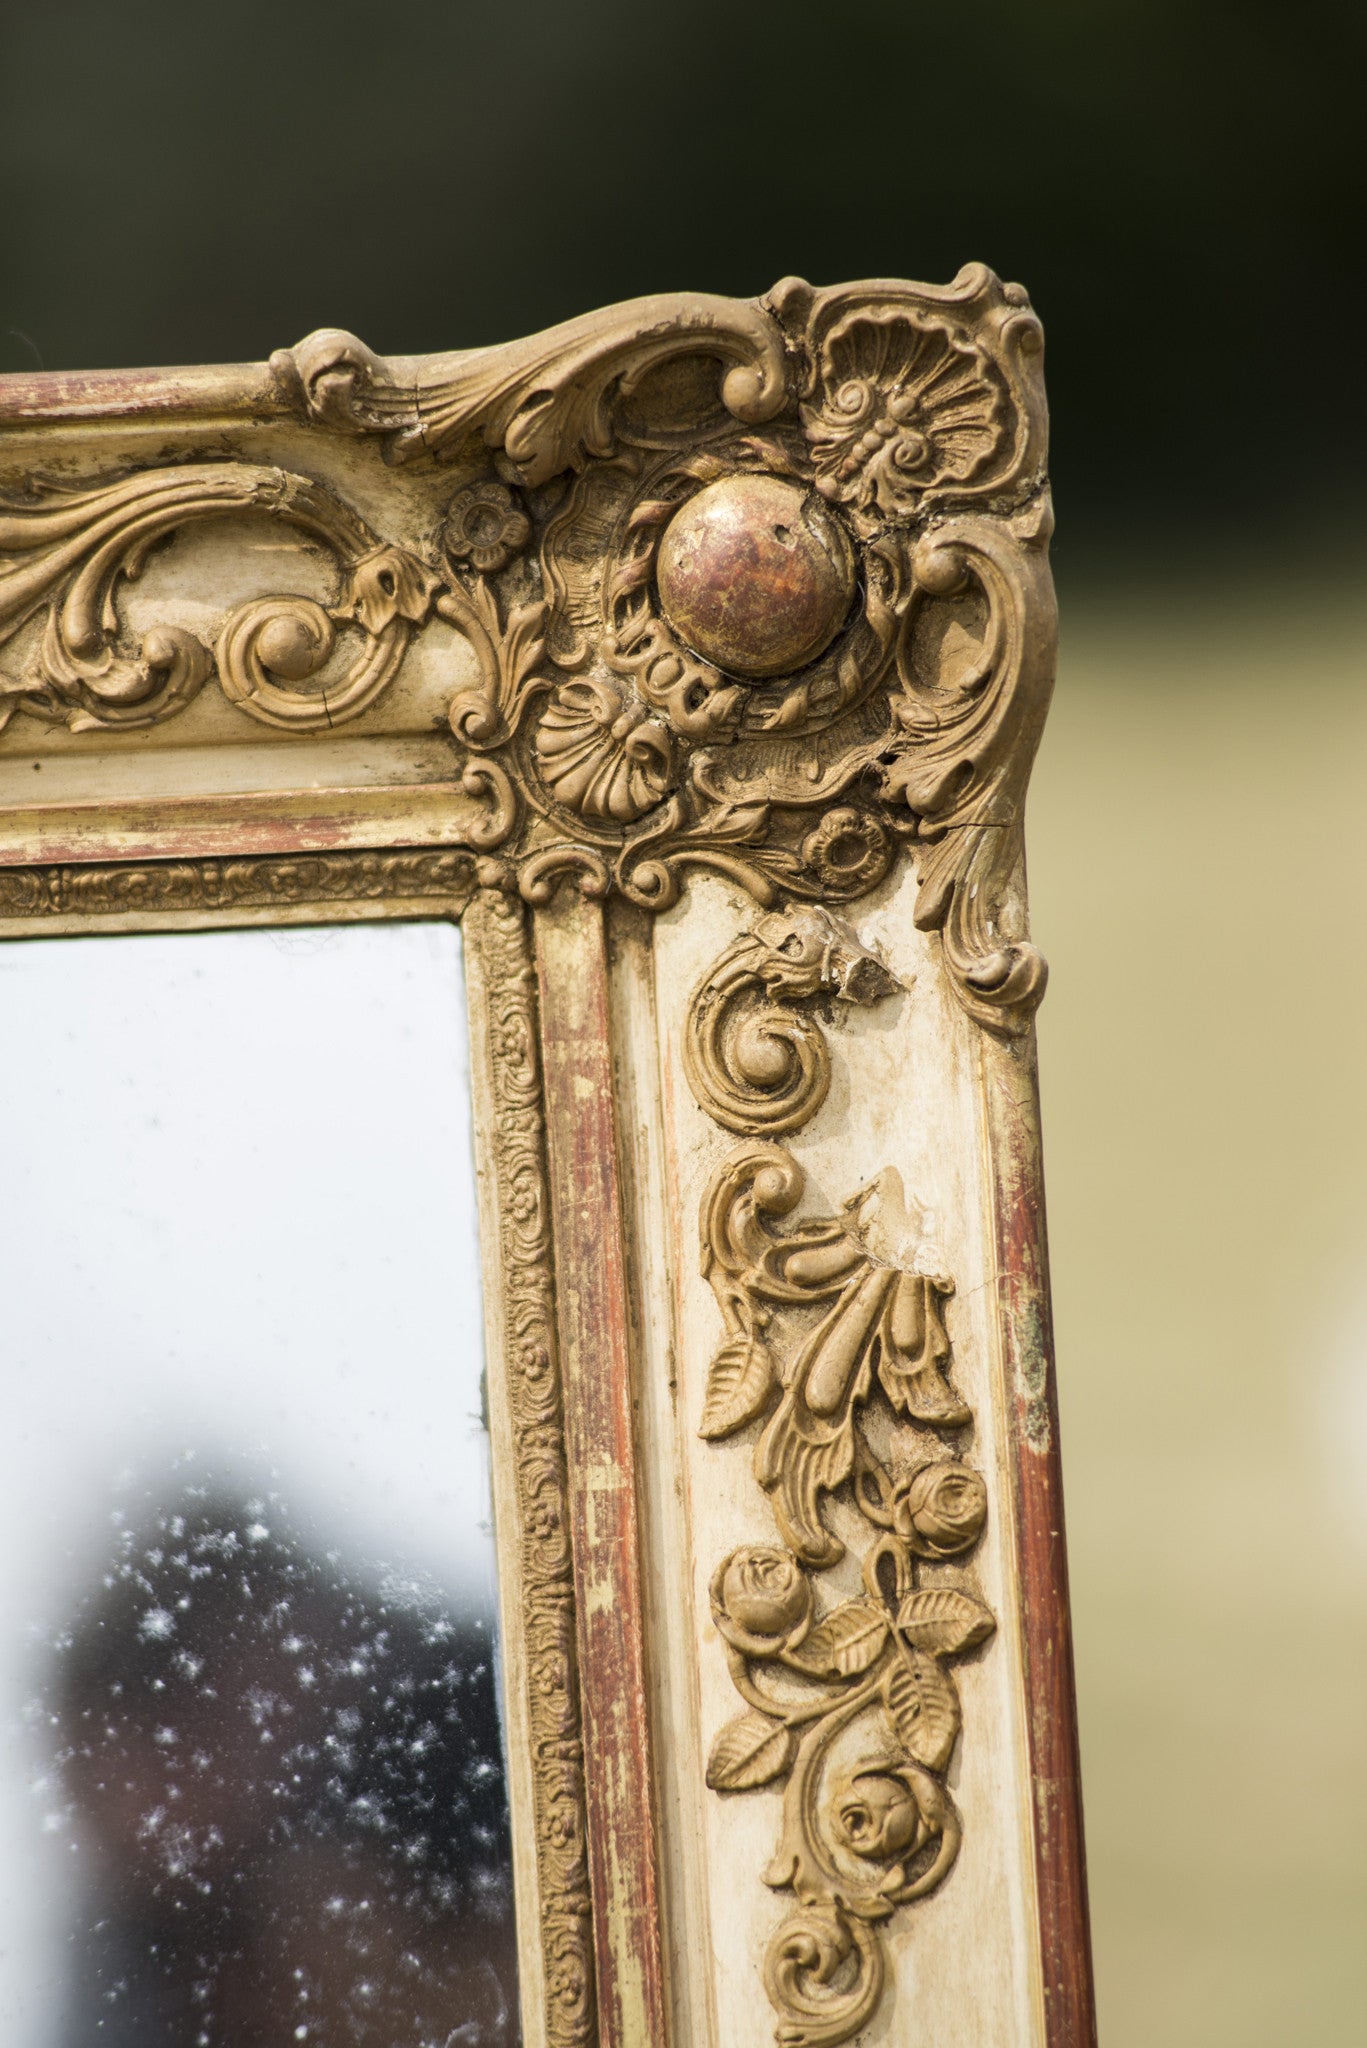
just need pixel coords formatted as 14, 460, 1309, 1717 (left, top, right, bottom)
700, 1144, 994, 2048
881, 504, 1055, 1031
271, 292, 792, 478
439, 571, 556, 754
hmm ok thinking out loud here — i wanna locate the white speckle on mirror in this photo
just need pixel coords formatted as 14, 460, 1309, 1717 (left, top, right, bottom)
0, 921, 517, 2045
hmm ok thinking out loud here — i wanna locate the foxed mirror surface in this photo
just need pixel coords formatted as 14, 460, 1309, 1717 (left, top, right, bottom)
0, 921, 518, 2047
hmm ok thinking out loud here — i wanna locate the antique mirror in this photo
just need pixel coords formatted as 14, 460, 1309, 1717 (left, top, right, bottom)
0, 273, 1094, 2048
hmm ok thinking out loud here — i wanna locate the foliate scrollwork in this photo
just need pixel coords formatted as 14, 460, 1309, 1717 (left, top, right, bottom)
700, 1148, 973, 1556
381, 272, 1048, 1028
440, 572, 555, 757
683, 904, 901, 1135
0, 464, 441, 734
881, 505, 1056, 1030
700, 1146, 994, 2048
0, 847, 487, 921
1, 272, 1052, 1034
271, 292, 792, 477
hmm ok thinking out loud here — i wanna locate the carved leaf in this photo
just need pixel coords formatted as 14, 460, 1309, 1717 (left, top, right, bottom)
503, 598, 550, 687
277, 294, 790, 477
706, 1712, 794, 1792
784, 1599, 888, 1678
896, 1588, 996, 1656
699, 1333, 777, 1440
883, 1652, 961, 1771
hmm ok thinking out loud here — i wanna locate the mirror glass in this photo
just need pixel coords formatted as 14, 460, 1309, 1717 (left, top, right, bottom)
0, 920, 518, 2046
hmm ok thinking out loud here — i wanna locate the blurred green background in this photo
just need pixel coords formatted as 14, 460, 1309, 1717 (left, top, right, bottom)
3, 4, 1365, 2039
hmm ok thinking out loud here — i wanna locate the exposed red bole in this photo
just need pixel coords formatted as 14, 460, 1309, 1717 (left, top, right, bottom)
982, 1029, 1097, 2048
534, 891, 670, 2048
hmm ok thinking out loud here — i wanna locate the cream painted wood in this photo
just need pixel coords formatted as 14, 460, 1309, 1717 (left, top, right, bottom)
0, 420, 483, 862
638, 871, 1045, 2045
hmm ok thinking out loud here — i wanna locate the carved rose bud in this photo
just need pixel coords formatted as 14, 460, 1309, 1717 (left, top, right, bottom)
711, 1545, 812, 1656
528, 1497, 561, 1541
549, 1957, 587, 2009
546, 1801, 578, 1849
892, 1461, 987, 1558
516, 1341, 551, 1381
835, 1771, 922, 1862
532, 1654, 566, 1696
442, 480, 531, 575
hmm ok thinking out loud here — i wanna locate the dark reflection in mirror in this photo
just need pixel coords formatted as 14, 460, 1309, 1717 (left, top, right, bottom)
51, 1484, 514, 2047
1, 923, 519, 2046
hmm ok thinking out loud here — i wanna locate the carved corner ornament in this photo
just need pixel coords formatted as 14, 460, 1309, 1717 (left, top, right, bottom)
0, 264, 1053, 1034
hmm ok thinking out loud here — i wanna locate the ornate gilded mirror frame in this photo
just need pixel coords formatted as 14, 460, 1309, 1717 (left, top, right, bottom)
0, 270, 1094, 2048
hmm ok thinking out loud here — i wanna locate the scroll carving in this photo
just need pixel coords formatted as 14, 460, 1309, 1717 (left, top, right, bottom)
700, 1145, 994, 2047
0, 465, 440, 733
1, 268, 1053, 1032
884, 509, 1055, 1030
418, 278, 1049, 1032
271, 292, 791, 476
683, 904, 901, 1135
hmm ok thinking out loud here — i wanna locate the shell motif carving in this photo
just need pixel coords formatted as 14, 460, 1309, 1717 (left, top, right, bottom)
534, 678, 674, 826
802, 311, 1007, 527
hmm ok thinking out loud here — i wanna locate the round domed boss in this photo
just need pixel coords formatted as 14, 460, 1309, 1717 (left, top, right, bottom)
655, 474, 856, 680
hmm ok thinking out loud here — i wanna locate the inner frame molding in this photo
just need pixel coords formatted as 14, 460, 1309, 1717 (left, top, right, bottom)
0, 273, 1094, 2048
